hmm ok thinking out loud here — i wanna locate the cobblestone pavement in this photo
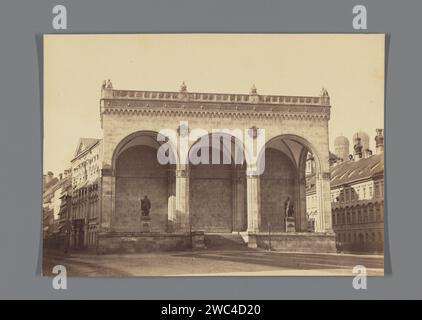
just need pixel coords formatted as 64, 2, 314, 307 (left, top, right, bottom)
43, 249, 384, 277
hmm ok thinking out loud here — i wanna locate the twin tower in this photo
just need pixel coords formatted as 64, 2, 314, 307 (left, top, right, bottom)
334, 129, 384, 161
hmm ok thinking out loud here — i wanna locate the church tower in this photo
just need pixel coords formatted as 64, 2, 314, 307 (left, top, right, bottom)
334, 135, 350, 161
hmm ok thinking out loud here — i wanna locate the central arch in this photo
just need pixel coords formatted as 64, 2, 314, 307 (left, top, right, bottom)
188, 133, 247, 232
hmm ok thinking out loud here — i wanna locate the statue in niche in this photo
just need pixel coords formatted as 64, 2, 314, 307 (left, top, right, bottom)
140, 195, 151, 218
284, 197, 295, 218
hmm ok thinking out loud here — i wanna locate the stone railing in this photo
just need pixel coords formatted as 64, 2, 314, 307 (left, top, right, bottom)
102, 88, 330, 107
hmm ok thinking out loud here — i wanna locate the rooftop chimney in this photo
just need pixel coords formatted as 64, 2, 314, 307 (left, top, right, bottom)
363, 149, 373, 159
375, 129, 384, 154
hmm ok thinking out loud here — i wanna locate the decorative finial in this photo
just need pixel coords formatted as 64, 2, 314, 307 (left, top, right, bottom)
106, 79, 113, 89
250, 84, 258, 95
180, 81, 187, 92
320, 87, 329, 97
101, 79, 107, 89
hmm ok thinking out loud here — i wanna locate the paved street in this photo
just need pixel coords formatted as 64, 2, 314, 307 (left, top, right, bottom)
43, 249, 384, 277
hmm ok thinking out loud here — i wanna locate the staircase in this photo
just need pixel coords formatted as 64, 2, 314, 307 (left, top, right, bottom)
204, 232, 248, 250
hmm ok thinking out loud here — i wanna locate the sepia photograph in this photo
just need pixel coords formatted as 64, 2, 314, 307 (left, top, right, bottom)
42, 34, 385, 276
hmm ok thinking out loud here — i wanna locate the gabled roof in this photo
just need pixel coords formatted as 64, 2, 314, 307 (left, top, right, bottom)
330, 153, 384, 188
306, 152, 384, 193
43, 176, 71, 199
73, 138, 100, 159
329, 152, 341, 161
43, 177, 58, 191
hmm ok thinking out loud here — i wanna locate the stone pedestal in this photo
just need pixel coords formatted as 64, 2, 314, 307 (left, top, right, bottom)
141, 216, 151, 233
285, 217, 296, 232
247, 232, 337, 253
97, 231, 206, 254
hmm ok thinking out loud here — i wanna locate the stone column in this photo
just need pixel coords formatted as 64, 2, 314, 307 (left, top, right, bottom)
300, 177, 308, 231
295, 175, 308, 232
246, 174, 261, 233
316, 172, 333, 233
297, 150, 309, 232
99, 168, 115, 233
167, 170, 176, 232
175, 166, 190, 232
232, 170, 245, 232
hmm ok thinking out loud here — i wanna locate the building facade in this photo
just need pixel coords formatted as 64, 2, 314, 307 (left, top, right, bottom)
42, 171, 71, 248
70, 138, 102, 250
307, 129, 385, 253
95, 81, 336, 253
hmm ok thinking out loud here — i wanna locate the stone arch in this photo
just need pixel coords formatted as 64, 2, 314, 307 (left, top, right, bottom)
111, 130, 177, 233
255, 133, 330, 233
111, 130, 179, 171
187, 132, 247, 232
257, 134, 323, 174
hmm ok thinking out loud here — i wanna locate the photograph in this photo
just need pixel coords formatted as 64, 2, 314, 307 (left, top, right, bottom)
42, 34, 385, 276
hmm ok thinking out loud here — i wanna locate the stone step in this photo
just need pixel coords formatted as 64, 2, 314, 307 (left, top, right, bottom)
204, 233, 248, 250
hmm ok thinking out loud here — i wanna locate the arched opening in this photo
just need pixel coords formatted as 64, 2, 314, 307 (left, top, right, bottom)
261, 148, 296, 232
188, 133, 246, 232
258, 134, 321, 232
112, 131, 176, 232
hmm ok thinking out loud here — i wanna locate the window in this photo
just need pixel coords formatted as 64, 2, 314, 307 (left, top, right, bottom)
369, 206, 374, 222
376, 205, 381, 221
363, 207, 368, 222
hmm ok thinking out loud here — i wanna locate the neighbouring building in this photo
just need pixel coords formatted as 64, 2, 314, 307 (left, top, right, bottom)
42, 171, 71, 248
69, 138, 102, 250
306, 129, 385, 253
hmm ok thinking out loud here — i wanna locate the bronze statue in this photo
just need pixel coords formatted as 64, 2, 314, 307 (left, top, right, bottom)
284, 197, 294, 218
141, 195, 151, 217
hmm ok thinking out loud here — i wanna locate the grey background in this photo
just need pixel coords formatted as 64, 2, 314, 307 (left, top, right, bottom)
0, 0, 420, 299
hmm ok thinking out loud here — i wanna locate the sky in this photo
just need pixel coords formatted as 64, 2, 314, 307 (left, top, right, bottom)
44, 34, 384, 175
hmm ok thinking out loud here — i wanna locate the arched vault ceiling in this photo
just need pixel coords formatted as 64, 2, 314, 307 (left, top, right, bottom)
283, 139, 306, 167
118, 135, 161, 156
265, 138, 309, 168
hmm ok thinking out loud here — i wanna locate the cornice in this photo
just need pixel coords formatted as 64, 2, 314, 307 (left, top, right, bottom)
101, 100, 330, 120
